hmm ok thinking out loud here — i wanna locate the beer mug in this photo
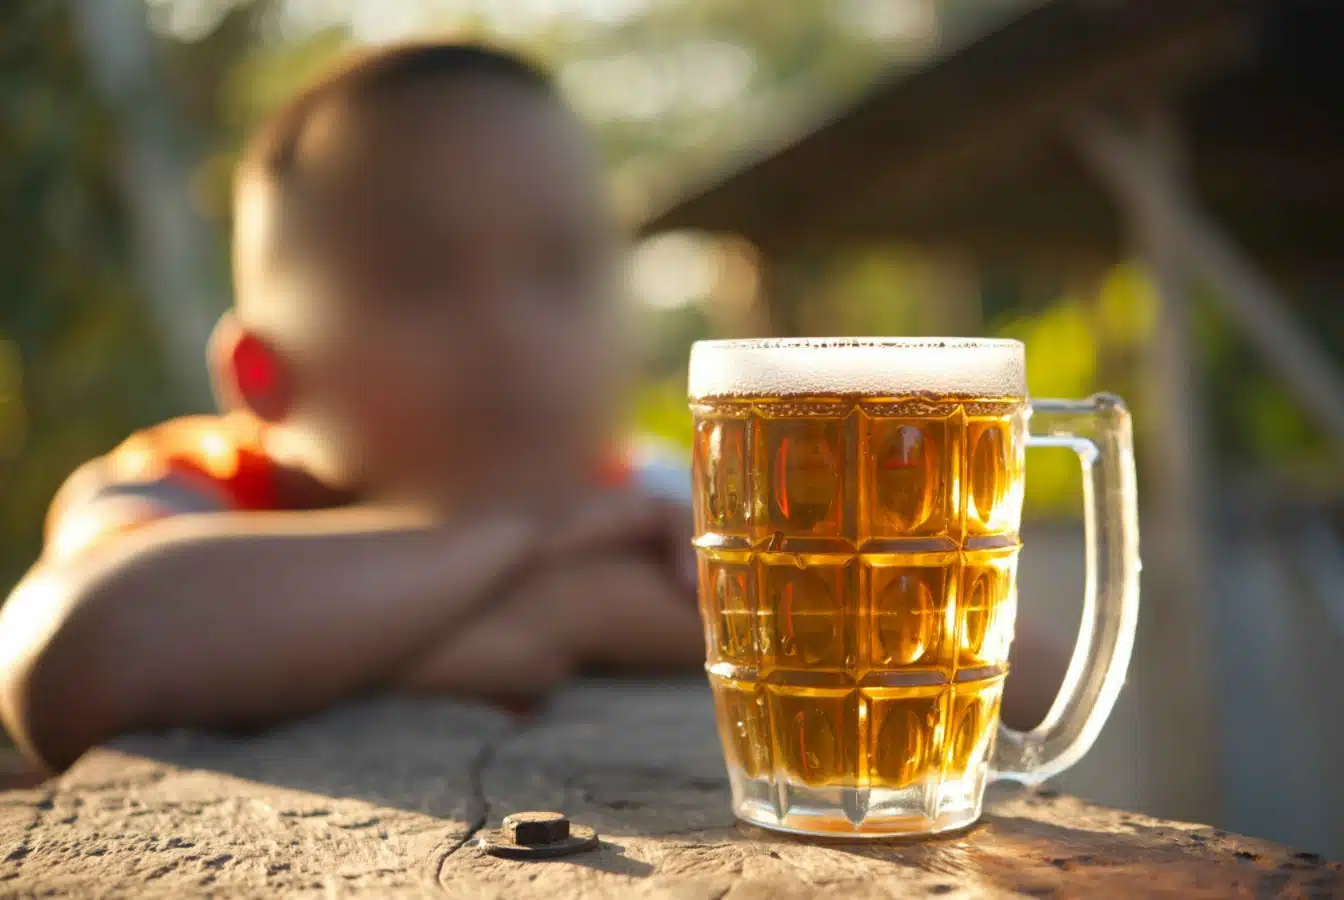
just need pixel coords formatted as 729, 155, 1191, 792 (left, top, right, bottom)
688, 338, 1139, 837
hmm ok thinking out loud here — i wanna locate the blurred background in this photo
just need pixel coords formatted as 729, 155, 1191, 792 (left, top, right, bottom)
2, 0, 1341, 855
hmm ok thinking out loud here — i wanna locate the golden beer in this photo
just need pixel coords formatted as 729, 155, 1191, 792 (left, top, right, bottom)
690, 339, 1028, 835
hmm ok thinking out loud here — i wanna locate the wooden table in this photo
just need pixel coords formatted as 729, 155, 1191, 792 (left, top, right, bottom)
1, 679, 1338, 898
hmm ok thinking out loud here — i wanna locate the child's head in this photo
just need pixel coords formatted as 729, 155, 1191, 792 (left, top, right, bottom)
220, 43, 629, 509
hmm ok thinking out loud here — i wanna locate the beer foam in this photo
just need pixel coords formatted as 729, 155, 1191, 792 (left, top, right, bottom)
688, 338, 1026, 400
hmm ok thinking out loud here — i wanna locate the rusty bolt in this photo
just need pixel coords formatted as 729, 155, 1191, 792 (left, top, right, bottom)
503, 811, 570, 845
478, 810, 599, 860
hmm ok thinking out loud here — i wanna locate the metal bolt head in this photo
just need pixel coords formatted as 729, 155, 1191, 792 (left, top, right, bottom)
503, 811, 570, 845
478, 811, 600, 860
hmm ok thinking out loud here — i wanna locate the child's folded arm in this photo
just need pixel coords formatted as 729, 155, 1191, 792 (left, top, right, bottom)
399, 554, 703, 698
0, 500, 539, 774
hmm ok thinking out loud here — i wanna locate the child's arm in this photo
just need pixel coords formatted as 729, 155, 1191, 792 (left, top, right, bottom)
399, 483, 700, 697
0, 455, 682, 774
0, 502, 540, 773
401, 554, 703, 697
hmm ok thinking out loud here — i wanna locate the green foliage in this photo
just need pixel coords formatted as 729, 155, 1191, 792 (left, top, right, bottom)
1, 2, 179, 586
998, 302, 1098, 516
810, 251, 963, 337
220, 26, 347, 131
1200, 303, 1334, 476
1095, 263, 1158, 347
632, 376, 695, 452
0, 340, 24, 462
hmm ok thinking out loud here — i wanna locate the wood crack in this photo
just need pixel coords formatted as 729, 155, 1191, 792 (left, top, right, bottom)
432, 722, 527, 889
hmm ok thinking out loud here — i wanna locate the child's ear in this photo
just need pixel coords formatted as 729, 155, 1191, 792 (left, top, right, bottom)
207, 313, 294, 423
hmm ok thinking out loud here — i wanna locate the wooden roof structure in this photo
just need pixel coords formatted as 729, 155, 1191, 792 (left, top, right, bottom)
640, 0, 1344, 276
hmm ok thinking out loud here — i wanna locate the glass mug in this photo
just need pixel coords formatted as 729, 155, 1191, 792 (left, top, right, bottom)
688, 338, 1139, 837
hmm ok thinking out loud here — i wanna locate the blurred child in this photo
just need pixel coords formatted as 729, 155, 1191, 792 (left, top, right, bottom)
0, 42, 1062, 775
0, 44, 704, 772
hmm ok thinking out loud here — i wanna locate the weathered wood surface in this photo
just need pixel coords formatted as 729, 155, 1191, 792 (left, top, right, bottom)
1, 681, 1339, 898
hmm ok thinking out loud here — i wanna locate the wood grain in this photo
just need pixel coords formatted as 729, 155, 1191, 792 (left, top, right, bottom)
1, 681, 1338, 898
0, 698, 509, 897
452, 681, 1342, 899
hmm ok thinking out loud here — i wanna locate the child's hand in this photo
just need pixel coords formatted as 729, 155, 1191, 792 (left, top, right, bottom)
541, 488, 696, 594
399, 555, 703, 698
397, 488, 701, 701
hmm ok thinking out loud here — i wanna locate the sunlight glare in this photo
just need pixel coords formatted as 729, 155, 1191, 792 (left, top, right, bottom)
628, 232, 717, 311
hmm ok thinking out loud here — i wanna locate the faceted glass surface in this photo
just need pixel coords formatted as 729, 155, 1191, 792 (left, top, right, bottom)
695, 396, 1027, 836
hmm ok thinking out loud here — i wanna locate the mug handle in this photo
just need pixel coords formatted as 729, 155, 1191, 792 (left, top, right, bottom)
991, 394, 1141, 785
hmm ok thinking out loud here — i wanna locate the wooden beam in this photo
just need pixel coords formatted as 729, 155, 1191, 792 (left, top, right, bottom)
1071, 112, 1344, 446
641, 0, 1250, 252
1073, 107, 1222, 824
795, 6, 1249, 253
